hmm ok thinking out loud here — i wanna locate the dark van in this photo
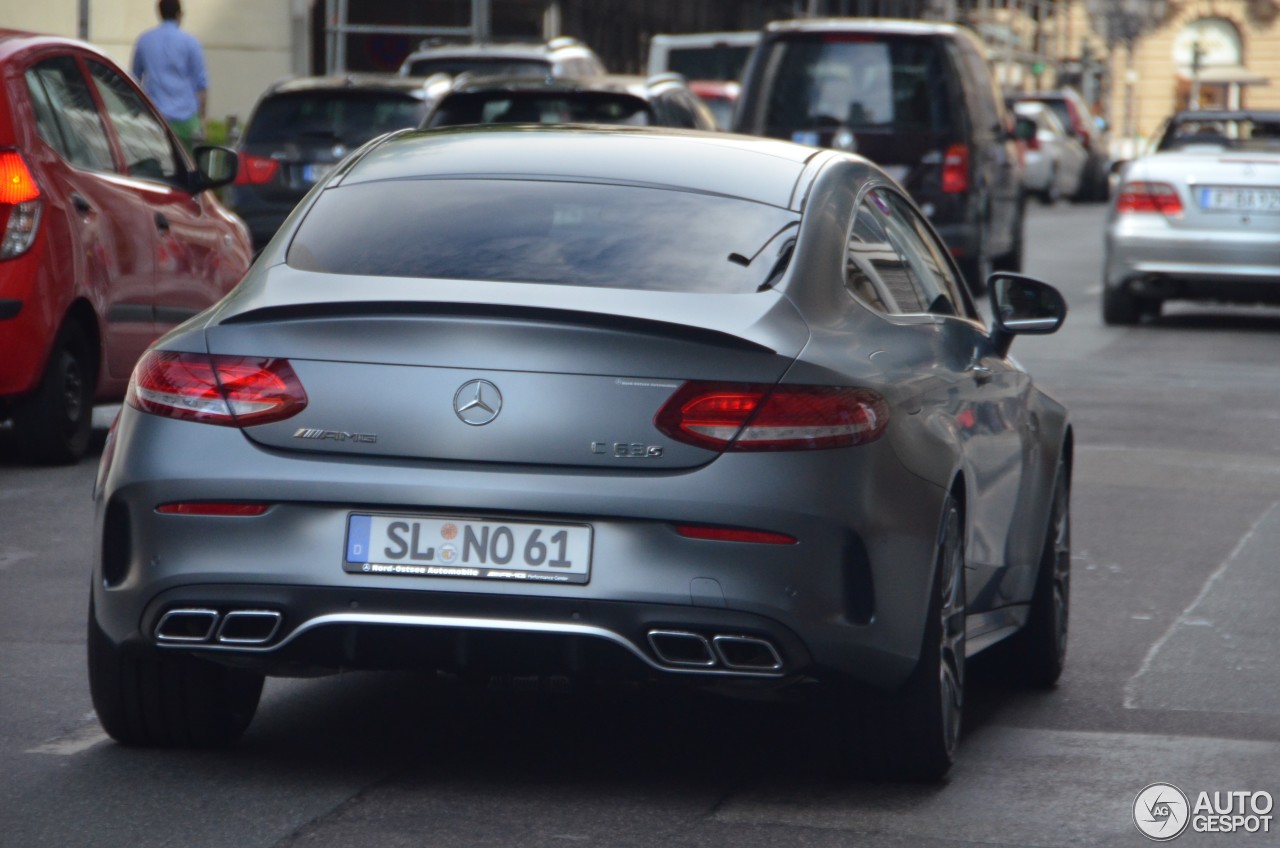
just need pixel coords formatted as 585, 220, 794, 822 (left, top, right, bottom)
735, 20, 1024, 293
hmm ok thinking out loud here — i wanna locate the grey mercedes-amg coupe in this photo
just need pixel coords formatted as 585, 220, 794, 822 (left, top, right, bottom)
90, 125, 1071, 780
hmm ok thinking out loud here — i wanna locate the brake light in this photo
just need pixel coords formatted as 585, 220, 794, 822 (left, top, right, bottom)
0, 150, 42, 259
156, 503, 271, 516
655, 382, 888, 452
234, 153, 278, 185
676, 525, 797, 545
942, 144, 969, 193
1115, 181, 1183, 216
127, 351, 307, 426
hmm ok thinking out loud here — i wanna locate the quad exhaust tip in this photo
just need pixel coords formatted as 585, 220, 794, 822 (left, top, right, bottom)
155, 608, 283, 646
647, 629, 784, 673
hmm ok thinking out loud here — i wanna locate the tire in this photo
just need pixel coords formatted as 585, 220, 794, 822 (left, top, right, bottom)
88, 599, 264, 747
12, 323, 95, 464
849, 497, 966, 782
1036, 168, 1059, 205
957, 237, 991, 298
993, 200, 1025, 274
990, 457, 1070, 688
1102, 285, 1144, 325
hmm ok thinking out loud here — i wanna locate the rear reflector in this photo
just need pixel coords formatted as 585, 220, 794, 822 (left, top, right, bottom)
127, 351, 307, 427
655, 382, 888, 452
234, 153, 279, 185
676, 525, 797, 545
156, 503, 271, 516
1115, 181, 1183, 216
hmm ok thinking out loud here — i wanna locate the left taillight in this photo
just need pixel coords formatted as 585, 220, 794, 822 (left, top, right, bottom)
655, 382, 889, 452
234, 153, 279, 185
941, 143, 970, 194
0, 149, 42, 260
127, 351, 308, 427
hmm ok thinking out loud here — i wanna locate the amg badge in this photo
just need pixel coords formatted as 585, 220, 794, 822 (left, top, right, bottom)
292, 428, 378, 444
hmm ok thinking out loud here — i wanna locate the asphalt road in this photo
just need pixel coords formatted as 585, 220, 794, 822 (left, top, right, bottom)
2, 201, 1278, 847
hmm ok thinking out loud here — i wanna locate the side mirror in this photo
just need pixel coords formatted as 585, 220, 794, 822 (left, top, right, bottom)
191, 145, 238, 192
988, 272, 1066, 357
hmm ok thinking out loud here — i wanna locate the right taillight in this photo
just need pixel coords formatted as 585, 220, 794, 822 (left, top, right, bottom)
655, 381, 888, 452
941, 143, 970, 193
127, 350, 307, 427
234, 153, 279, 185
1115, 181, 1183, 216
0, 149, 42, 259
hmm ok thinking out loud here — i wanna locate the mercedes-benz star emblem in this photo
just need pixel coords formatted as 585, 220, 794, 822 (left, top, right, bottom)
453, 379, 502, 426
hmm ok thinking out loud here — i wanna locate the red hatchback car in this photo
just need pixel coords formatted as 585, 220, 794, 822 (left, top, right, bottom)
0, 31, 251, 463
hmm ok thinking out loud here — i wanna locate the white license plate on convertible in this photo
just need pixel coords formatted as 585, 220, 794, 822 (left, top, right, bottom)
344, 514, 592, 584
1199, 186, 1280, 213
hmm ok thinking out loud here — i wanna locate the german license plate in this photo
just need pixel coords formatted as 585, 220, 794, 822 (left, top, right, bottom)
1199, 186, 1280, 213
302, 163, 335, 184
344, 514, 592, 584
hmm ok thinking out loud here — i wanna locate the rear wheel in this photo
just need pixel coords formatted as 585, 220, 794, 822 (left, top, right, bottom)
958, 237, 991, 298
1037, 167, 1060, 205
848, 497, 966, 781
13, 324, 95, 464
88, 600, 264, 747
1102, 285, 1143, 325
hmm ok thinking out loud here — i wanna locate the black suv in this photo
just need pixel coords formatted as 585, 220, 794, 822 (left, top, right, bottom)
424, 73, 716, 131
228, 75, 433, 251
735, 20, 1024, 292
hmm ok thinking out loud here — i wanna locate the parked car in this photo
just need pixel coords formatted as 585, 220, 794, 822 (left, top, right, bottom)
398, 36, 605, 80
1103, 109, 1280, 324
89, 124, 1072, 781
227, 75, 436, 251
646, 31, 759, 82
1013, 100, 1088, 204
734, 19, 1025, 295
687, 80, 740, 130
424, 73, 716, 131
0, 29, 250, 463
1009, 88, 1109, 201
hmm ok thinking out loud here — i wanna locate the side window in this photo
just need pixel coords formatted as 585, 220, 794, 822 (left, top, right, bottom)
86, 60, 180, 183
25, 57, 115, 172
845, 189, 965, 317
871, 188, 963, 316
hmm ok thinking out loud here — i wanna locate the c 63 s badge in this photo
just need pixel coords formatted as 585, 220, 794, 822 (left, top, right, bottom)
293, 428, 378, 444
592, 441, 664, 458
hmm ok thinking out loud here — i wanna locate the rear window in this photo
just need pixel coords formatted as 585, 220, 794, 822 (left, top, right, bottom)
1157, 117, 1280, 152
288, 179, 798, 293
429, 92, 651, 127
407, 57, 550, 77
747, 34, 953, 139
245, 92, 425, 147
667, 45, 754, 82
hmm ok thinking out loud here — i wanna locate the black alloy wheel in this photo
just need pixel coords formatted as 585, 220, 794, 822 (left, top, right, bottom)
13, 324, 95, 464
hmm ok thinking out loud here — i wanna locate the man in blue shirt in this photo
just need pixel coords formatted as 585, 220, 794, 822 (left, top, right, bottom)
131, 0, 208, 152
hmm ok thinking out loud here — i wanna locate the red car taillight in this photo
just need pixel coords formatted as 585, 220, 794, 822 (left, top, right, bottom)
1115, 181, 1184, 216
941, 144, 970, 194
234, 153, 279, 185
127, 351, 307, 427
0, 149, 43, 259
655, 382, 889, 452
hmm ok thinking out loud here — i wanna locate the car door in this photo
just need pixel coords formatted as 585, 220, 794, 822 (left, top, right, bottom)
955, 40, 1020, 257
85, 58, 224, 332
22, 52, 156, 387
855, 187, 1033, 603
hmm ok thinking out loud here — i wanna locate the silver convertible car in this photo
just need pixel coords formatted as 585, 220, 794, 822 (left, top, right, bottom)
1104, 110, 1280, 324
90, 126, 1071, 780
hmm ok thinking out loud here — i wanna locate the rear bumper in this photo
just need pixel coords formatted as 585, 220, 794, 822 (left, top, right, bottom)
94, 406, 950, 692
1105, 215, 1280, 299
0, 247, 57, 399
